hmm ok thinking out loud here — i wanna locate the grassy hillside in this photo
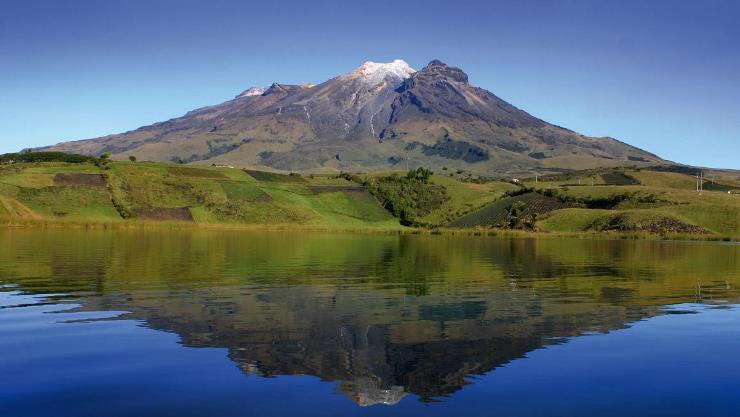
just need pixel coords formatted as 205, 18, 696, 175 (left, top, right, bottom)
0, 157, 737, 238
0, 161, 399, 229
418, 175, 518, 225
523, 167, 739, 238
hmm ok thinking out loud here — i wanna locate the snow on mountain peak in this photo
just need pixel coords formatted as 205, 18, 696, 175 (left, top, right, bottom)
236, 87, 266, 98
349, 59, 415, 86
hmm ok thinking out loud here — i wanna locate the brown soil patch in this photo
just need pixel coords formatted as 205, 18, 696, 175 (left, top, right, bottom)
54, 173, 107, 187
135, 207, 194, 222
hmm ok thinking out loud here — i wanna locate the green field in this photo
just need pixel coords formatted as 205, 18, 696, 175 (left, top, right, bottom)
0, 161, 399, 229
419, 176, 518, 225
525, 167, 740, 237
0, 160, 738, 238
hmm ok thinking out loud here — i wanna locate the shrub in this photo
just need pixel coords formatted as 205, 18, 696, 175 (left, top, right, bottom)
505, 187, 534, 197
95, 152, 112, 170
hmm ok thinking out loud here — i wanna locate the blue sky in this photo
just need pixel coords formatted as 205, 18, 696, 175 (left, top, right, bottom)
1, 0, 738, 168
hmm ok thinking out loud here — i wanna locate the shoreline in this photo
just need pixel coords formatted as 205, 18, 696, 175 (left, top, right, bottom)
1, 218, 735, 242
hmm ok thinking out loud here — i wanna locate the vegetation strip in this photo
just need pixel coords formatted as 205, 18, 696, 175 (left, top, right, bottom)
1, 152, 737, 239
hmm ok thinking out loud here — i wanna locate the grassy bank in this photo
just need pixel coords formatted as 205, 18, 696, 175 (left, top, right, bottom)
2, 216, 735, 242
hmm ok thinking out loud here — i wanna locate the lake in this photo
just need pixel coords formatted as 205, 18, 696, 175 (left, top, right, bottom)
1, 230, 739, 416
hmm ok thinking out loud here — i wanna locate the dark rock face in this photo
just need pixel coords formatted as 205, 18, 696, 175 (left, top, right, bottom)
38, 59, 662, 174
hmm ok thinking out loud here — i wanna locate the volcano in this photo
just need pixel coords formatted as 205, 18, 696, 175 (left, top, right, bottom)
39, 59, 662, 175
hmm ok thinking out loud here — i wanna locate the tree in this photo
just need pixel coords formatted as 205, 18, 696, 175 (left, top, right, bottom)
96, 152, 112, 169
406, 167, 433, 183
502, 201, 538, 230
129, 155, 137, 162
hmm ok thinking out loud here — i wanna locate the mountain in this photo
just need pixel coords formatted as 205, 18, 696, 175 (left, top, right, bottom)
38, 59, 662, 175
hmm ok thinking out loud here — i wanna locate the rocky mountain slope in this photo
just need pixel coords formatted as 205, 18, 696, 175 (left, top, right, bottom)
38, 59, 662, 175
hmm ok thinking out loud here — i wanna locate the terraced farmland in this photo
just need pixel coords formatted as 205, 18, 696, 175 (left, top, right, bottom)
448, 192, 573, 228
600, 171, 640, 185
531, 168, 640, 187
0, 161, 399, 228
245, 170, 305, 183
1, 155, 737, 237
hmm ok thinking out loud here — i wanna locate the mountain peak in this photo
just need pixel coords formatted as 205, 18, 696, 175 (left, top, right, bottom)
422, 59, 468, 83
348, 59, 415, 86
263, 83, 293, 95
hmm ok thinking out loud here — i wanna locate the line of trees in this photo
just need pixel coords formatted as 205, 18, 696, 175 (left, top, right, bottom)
0, 151, 140, 169
0, 151, 97, 164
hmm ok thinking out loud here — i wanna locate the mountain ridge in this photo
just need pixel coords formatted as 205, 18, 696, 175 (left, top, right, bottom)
37, 59, 663, 175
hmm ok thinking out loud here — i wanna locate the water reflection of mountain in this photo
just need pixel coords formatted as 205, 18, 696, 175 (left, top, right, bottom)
85, 284, 648, 404
0, 230, 738, 405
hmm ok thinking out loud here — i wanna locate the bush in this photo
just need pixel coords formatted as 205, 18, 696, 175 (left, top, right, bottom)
505, 187, 534, 197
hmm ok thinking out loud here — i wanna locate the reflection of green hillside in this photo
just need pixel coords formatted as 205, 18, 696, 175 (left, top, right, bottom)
0, 230, 738, 403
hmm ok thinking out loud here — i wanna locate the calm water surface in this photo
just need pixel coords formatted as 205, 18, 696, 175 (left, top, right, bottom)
1, 230, 739, 416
